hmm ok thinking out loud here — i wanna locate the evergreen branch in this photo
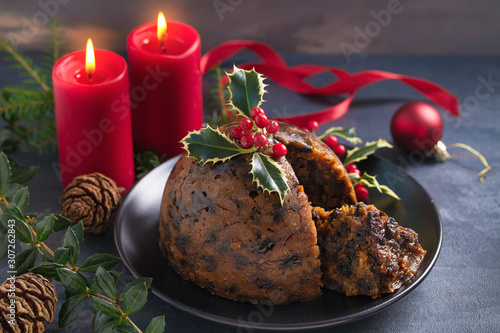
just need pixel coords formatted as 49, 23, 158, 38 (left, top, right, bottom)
0, 99, 54, 113
0, 39, 51, 92
49, 19, 61, 63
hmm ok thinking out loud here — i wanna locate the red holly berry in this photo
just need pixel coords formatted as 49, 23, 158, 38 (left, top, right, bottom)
266, 120, 279, 134
239, 118, 253, 132
308, 120, 319, 132
324, 135, 338, 149
345, 163, 357, 173
273, 143, 287, 157
254, 114, 268, 129
254, 133, 268, 147
231, 127, 245, 140
251, 106, 265, 120
333, 144, 346, 156
240, 133, 255, 149
355, 185, 369, 201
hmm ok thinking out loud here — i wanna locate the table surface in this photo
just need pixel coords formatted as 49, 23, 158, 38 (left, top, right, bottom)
1, 53, 499, 333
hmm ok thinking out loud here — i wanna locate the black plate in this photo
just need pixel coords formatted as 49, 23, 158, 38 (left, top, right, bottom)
114, 154, 442, 331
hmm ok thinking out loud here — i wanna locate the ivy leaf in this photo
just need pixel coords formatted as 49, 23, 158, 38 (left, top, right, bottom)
57, 268, 87, 294
350, 172, 401, 200
181, 125, 253, 165
0, 151, 11, 195
94, 266, 117, 299
59, 294, 85, 328
227, 65, 267, 118
11, 186, 29, 212
145, 316, 166, 333
52, 214, 73, 232
121, 280, 149, 316
90, 295, 122, 319
29, 262, 65, 278
250, 152, 289, 205
344, 139, 393, 165
79, 253, 121, 273
34, 214, 54, 243
15, 247, 37, 274
318, 126, 362, 145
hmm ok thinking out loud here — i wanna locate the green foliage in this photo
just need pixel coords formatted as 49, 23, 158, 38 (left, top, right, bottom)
0, 152, 165, 332
134, 149, 166, 180
181, 125, 253, 164
344, 139, 393, 165
251, 152, 289, 205
0, 19, 60, 155
205, 65, 235, 127
227, 65, 267, 119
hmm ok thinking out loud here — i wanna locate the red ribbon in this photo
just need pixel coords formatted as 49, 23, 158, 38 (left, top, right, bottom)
201, 40, 460, 128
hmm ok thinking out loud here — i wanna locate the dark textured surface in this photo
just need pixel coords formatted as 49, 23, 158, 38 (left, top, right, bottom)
1, 53, 499, 332
1, 0, 500, 56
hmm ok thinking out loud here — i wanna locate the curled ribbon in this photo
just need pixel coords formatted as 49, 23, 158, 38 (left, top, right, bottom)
201, 40, 460, 128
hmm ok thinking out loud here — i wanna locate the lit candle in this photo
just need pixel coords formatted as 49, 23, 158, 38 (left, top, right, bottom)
127, 12, 202, 157
52, 39, 135, 190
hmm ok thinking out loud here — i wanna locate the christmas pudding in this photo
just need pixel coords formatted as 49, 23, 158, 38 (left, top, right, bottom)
159, 121, 356, 305
158, 67, 426, 305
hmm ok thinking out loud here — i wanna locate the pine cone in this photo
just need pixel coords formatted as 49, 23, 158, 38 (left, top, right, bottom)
60, 172, 122, 234
0, 273, 58, 333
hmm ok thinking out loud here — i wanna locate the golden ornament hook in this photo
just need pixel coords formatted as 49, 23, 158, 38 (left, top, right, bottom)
431, 141, 491, 182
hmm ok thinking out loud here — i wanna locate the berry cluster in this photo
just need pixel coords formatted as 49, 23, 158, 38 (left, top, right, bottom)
345, 163, 369, 201
324, 135, 346, 156
230, 107, 287, 158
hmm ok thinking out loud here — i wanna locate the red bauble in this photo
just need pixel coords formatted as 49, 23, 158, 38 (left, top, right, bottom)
390, 101, 444, 152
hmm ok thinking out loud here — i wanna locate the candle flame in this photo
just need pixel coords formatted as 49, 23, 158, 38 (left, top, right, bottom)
85, 38, 95, 76
157, 12, 167, 42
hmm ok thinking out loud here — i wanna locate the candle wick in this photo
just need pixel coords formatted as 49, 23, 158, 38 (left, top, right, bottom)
161, 35, 167, 53
88, 71, 92, 81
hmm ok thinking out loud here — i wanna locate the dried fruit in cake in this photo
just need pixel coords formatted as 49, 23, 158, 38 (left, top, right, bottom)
158, 122, 356, 305
314, 202, 426, 298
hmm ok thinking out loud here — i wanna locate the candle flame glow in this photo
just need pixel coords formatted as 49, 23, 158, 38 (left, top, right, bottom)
85, 38, 95, 76
157, 12, 167, 42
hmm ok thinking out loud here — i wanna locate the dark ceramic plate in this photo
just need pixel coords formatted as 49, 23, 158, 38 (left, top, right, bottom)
114, 154, 442, 331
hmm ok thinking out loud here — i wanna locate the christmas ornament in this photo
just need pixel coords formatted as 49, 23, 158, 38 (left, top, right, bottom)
59, 172, 123, 234
391, 101, 491, 182
0, 273, 57, 332
390, 101, 443, 152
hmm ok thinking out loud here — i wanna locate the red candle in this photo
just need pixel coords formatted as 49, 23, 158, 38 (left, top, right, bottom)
52, 39, 135, 190
127, 12, 202, 157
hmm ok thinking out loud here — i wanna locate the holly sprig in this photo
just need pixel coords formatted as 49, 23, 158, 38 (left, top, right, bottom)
0, 151, 165, 333
181, 66, 290, 204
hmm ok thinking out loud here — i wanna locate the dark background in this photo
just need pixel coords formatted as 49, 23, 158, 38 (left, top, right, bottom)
1, 0, 499, 57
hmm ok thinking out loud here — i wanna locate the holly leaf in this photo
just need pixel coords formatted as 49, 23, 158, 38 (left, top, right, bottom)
0, 151, 11, 195
61, 227, 80, 267
344, 139, 393, 165
11, 214, 34, 244
10, 186, 29, 212
52, 214, 73, 232
59, 294, 85, 328
350, 172, 400, 200
79, 253, 121, 273
15, 247, 37, 274
53, 247, 70, 264
145, 316, 166, 333
250, 152, 289, 205
227, 65, 267, 118
121, 280, 149, 315
30, 262, 65, 278
181, 125, 253, 165
318, 126, 362, 144
34, 214, 54, 243
57, 268, 87, 294
94, 266, 117, 299
10, 164, 39, 185
90, 295, 122, 319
